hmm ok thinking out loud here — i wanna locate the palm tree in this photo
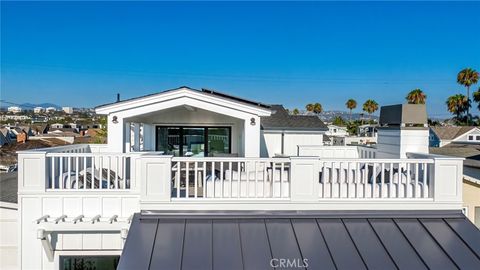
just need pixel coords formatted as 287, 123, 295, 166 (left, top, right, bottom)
313, 103, 323, 114
457, 68, 479, 124
406, 89, 427, 104
473, 87, 480, 110
362, 99, 379, 120
305, 103, 314, 113
292, 108, 299, 115
345, 99, 357, 120
446, 94, 469, 121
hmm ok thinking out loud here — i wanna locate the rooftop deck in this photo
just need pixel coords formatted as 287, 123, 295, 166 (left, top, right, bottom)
17, 143, 463, 216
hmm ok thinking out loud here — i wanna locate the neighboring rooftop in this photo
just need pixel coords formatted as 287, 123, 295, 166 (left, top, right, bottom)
0, 172, 17, 204
261, 105, 327, 131
118, 210, 480, 270
430, 126, 476, 140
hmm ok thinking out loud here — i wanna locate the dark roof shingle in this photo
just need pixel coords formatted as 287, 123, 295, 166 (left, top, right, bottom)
261, 105, 327, 130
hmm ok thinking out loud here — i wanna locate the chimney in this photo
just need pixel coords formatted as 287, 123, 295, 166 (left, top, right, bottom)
376, 104, 429, 158
116, 93, 121, 102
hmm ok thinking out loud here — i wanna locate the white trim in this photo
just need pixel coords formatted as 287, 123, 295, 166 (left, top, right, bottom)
95, 87, 271, 116
451, 127, 480, 142
0, 201, 18, 210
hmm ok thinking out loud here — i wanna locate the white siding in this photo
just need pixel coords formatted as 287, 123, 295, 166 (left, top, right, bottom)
0, 204, 17, 270
261, 131, 324, 157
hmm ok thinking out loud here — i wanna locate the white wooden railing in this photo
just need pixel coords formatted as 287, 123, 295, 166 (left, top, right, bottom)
17, 144, 464, 210
317, 159, 432, 199
171, 157, 290, 199
46, 152, 132, 190
358, 145, 377, 158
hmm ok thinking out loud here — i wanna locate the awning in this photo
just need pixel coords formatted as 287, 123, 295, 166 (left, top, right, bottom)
118, 210, 480, 270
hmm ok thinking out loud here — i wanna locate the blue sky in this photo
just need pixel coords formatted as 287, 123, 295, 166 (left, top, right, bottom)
1, 1, 479, 117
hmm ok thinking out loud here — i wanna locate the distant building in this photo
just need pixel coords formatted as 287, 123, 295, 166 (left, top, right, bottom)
357, 124, 378, 137
7, 106, 22, 113
31, 116, 48, 123
429, 126, 480, 147
325, 125, 348, 137
0, 115, 31, 121
62, 107, 74, 114
45, 107, 57, 113
50, 123, 64, 129
33, 107, 45, 114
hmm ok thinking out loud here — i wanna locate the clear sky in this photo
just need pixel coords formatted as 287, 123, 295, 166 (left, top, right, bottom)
1, 1, 479, 117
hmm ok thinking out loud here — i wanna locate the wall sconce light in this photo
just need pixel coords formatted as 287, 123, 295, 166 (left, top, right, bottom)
250, 118, 256, 126
112, 116, 118, 124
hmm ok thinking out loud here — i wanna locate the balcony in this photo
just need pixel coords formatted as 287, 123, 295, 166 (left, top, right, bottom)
17, 144, 464, 212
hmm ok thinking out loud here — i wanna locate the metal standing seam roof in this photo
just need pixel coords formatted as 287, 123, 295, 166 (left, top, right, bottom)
118, 210, 480, 270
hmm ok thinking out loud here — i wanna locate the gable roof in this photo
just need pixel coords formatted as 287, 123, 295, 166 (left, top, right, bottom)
261, 105, 327, 131
118, 210, 480, 270
96, 86, 270, 111
430, 126, 477, 140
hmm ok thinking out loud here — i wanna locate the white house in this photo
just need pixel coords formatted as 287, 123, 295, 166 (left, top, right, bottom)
325, 124, 348, 137
45, 107, 57, 113
430, 126, 480, 147
7, 106, 22, 113
11, 88, 479, 270
34, 107, 45, 114
62, 107, 73, 114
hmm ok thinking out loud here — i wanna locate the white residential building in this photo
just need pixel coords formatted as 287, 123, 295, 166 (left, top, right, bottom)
325, 124, 348, 137
0, 115, 31, 121
6, 87, 478, 270
45, 107, 57, 113
7, 106, 22, 113
62, 107, 74, 114
430, 126, 480, 147
34, 107, 45, 114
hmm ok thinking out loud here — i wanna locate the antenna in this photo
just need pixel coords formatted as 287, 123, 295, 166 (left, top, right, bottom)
116, 93, 120, 102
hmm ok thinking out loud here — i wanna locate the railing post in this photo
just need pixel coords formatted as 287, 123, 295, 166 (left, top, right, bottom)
290, 157, 320, 202
431, 156, 464, 206
17, 151, 48, 193
139, 155, 173, 203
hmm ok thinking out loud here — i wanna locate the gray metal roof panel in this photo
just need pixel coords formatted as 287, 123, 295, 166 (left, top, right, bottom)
368, 218, 428, 270
118, 211, 480, 270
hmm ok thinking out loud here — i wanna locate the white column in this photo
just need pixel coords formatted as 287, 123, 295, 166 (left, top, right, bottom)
140, 155, 173, 203
243, 116, 261, 157
431, 156, 464, 205
290, 157, 320, 202
124, 121, 131, 152
107, 114, 125, 153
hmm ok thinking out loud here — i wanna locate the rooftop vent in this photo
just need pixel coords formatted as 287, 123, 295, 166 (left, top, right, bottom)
379, 104, 427, 127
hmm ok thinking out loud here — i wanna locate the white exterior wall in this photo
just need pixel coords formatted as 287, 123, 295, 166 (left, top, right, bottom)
284, 133, 323, 156
0, 203, 18, 270
19, 195, 138, 270
261, 131, 324, 157
376, 128, 429, 158
100, 89, 270, 157
129, 107, 245, 155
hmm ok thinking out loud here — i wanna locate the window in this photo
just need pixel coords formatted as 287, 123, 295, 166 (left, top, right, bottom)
60, 256, 119, 270
468, 135, 474, 140
476, 136, 480, 140
156, 126, 231, 157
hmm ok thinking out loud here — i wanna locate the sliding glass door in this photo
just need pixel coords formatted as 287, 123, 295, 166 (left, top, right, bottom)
156, 126, 231, 157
